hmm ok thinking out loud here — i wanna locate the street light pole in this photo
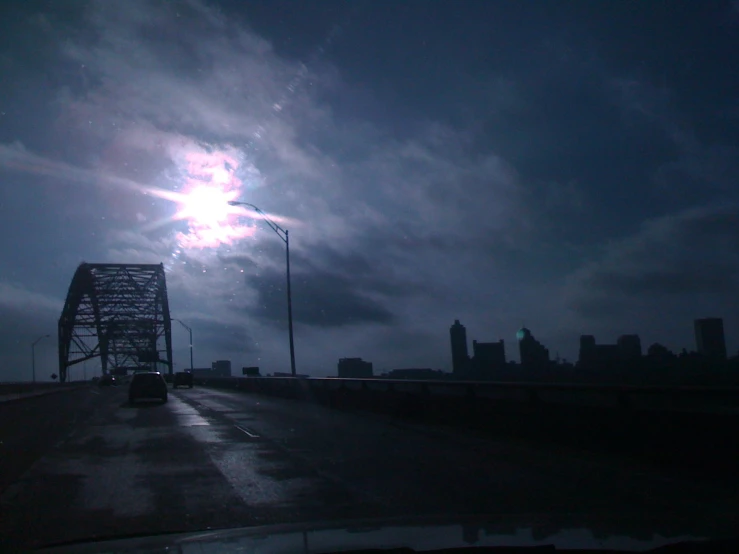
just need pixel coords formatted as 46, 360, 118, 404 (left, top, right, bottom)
31, 334, 50, 383
285, 229, 296, 376
228, 200, 297, 377
173, 319, 194, 371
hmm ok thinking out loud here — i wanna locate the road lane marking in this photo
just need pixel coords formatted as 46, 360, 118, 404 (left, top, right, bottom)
234, 425, 260, 438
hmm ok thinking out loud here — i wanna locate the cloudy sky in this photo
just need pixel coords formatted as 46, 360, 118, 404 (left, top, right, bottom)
1, 0, 738, 380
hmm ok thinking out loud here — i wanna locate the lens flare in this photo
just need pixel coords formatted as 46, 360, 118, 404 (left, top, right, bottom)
145, 149, 261, 250
175, 185, 237, 226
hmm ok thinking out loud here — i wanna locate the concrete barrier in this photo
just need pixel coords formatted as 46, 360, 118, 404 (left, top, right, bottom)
0, 382, 88, 403
194, 376, 739, 470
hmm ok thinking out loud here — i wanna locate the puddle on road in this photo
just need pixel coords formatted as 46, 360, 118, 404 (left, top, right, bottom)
178, 414, 210, 426
169, 396, 210, 427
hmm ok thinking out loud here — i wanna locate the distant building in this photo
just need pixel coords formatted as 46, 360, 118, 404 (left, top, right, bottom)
694, 318, 727, 360
242, 366, 260, 376
211, 360, 232, 377
385, 368, 444, 380
472, 339, 506, 374
450, 319, 470, 376
191, 367, 212, 377
646, 343, 676, 367
578, 334, 643, 368
617, 334, 642, 361
516, 327, 550, 368
578, 335, 620, 369
338, 357, 373, 378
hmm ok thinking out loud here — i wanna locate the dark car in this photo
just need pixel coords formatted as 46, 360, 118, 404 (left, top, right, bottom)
98, 374, 117, 387
129, 372, 168, 404
173, 371, 193, 389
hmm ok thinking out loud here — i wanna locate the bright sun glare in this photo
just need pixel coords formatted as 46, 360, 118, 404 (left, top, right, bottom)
176, 185, 237, 226
140, 149, 292, 250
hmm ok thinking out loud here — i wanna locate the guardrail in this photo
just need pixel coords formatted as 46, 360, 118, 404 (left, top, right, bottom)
0, 382, 84, 395
192, 376, 739, 414
193, 376, 739, 470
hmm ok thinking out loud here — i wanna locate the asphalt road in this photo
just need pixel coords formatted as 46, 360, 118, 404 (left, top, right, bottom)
2, 385, 739, 549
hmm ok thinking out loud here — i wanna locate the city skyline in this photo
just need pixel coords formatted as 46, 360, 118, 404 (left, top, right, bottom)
450, 315, 730, 371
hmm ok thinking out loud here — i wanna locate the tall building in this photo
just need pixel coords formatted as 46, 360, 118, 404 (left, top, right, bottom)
578, 335, 621, 369
472, 339, 506, 373
617, 334, 642, 361
211, 360, 232, 376
578, 335, 596, 367
450, 319, 469, 376
694, 318, 727, 359
338, 358, 373, 378
516, 327, 550, 368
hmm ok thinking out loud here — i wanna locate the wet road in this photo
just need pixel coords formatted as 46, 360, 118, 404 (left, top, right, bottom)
2, 385, 738, 549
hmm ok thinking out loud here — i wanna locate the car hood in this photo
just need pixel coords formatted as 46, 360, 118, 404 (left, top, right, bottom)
35, 513, 737, 553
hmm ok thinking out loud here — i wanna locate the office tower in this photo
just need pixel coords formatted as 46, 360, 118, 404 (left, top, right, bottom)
617, 334, 642, 361
450, 319, 469, 376
338, 358, 373, 378
517, 327, 550, 368
694, 318, 727, 359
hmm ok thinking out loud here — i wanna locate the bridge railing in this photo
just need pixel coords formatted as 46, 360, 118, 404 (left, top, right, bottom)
0, 382, 84, 395
193, 376, 739, 470
192, 375, 739, 414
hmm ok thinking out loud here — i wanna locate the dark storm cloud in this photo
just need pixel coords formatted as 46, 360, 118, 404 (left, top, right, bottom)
247, 265, 395, 328
234, 240, 428, 329
186, 316, 255, 354
565, 204, 739, 316
0, 283, 61, 381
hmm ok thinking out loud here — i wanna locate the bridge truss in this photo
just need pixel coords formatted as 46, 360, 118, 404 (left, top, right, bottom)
58, 263, 173, 382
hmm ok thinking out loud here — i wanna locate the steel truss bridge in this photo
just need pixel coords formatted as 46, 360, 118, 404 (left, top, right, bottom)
58, 263, 173, 382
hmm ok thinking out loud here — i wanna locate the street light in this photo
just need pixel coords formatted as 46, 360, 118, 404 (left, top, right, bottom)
31, 334, 50, 383
228, 200, 296, 377
172, 319, 194, 372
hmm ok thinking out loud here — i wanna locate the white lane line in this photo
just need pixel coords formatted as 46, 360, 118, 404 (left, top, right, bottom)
234, 425, 260, 438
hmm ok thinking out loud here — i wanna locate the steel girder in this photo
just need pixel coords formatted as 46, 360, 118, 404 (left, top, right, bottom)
58, 263, 173, 382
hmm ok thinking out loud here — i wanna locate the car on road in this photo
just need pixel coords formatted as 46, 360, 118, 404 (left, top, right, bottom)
128, 371, 168, 404
98, 374, 117, 387
173, 371, 194, 389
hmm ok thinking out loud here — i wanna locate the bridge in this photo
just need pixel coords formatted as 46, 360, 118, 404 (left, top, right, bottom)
57, 262, 173, 382
1, 375, 739, 549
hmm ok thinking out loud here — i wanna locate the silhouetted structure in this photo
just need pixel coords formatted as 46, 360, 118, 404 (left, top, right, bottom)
58, 263, 173, 382
472, 339, 506, 375
579, 334, 644, 369
211, 360, 232, 377
450, 319, 470, 376
191, 367, 212, 377
338, 357, 373, 378
647, 342, 675, 361
517, 327, 549, 369
242, 366, 260, 376
694, 318, 727, 360
617, 334, 642, 361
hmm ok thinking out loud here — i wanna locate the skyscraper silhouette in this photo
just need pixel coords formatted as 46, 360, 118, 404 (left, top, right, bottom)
517, 327, 549, 368
450, 319, 469, 376
694, 318, 727, 360
617, 334, 642, 361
